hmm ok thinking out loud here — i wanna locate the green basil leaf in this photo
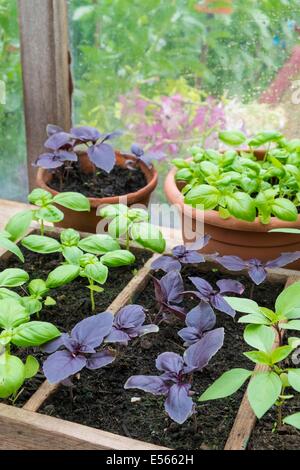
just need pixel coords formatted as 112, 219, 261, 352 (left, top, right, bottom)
46, 264, 80, 288
0, 298, 29, 329
28, 279, 48, 298
28, 188, 52, 206
101, 250, 135, 267
219, 130, 246, 146
108, 215, 130, 238
283, 412, 300, 430
184, 184, 220, 210
271, 198, 298, 222
199, 369, 252, 401
53, 192, 90, 212
243, 351, 271, 365
0, 353, 25, 399
248, 372, 282, 418
223, 297, 260, 315
128, 208, 150, 222
175, 168, 193, 181
0, 288, 21, 301
275, 282, 300, 318
34, 205, 64, 223
62, 246, 83, 265
0, 268, 29, 287
11, 321, 61, 347
248, 131, 283, 147
244, 324, 275, 353
99, 204, 128, 219
130, 222, 166, 253
21, 235, 62, 254
44, 296, 56, 306
78, 234, 120, 255
0, 236, 24, 262
24, 355, 39, 379
238, 313, 271, 325
60, 228, 80, 246
271, 345, 293, 364
5, 210, 33, 242
84, 262, 108, 284
225, 192, 256, 222
20, 297, 43, 316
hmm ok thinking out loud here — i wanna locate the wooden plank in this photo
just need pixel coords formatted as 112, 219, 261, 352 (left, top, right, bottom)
224, 274, 300, 450
0, 404, 167, 450
18, 0, 71, 190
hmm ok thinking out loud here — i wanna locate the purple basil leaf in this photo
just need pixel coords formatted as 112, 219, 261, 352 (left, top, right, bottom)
211, 294, 236, 317
87, 143, 116, 172
248, 266, 267, 285
34, 153, 65, 169
71, 312, 113, 349
105, 327, 130, 344
45, 132, 73, 150
43, 350, 86, 383
215, 255, 246, 271
188, 234, 211, 251
138, 324, 159, 336
140, 151, 165, 166
86, 349, 115, 370
156, 351, 184, 375
188, 277, 213, 298
124, 375, 169, 395
41, 334, 67, 353
46, 124, 64, 136
216, 279, 245, 295
266, 251, 300, 269
165, 383, 193, 424
151, 256, 181, 272
100, 130, 123, 142
178, 302, 216, 346
71, 126, 101, 143
172, 245, 186, 257
114, 305, 145, 330
131, 144, 144, 157
181, 251, 205, 264
184, 328, 224, 372
161, 271, 184, 304
153, 276, 166, 305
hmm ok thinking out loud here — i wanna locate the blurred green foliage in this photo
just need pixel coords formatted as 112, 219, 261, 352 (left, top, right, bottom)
69, 0, 300, 130
0, 0, 27, 200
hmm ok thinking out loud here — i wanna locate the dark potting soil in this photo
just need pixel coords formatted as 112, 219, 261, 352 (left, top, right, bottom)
39, 266, 284, 450
49, 164, 147, 198
0, 244, 151, 407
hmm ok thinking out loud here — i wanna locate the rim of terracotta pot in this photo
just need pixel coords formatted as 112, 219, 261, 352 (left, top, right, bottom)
165, 166, 300, 233
36, 151, 158, 209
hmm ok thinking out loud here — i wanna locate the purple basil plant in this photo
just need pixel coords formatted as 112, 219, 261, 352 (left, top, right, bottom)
183, 277, 245, 317
104, 305, 158, 345
125, 328, 224, 424
151, 235, 211, 273
215, 252, 300, 286
42, 312, 115, 383
152, 270, 186, 321
178, 302, 217, 347
34, 125, 122, 173
129, 144, 165, 168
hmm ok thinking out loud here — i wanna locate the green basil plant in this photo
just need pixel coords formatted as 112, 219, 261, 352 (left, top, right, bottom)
0, 296, 60, 400
200, 281, 300, 432
99, 204, 166, 253
175, 130, 300, 224
7, 188, 90, 237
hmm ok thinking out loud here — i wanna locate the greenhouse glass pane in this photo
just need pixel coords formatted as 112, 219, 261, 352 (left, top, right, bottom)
0, 0, 27, 201
68, 0, 300, 203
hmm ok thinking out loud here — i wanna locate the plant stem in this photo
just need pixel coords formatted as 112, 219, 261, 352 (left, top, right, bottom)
126, 230, 130, 250
40, 219, 44, 236
249, 283, 255, 300
277, 404, 283, 429
89, 278, 95, 312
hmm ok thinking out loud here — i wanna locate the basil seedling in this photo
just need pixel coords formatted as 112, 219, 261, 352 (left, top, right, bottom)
99, 203, 166, 253
11, 188, 90, 236
0, 297, 60, 399
199, 323, 300, 431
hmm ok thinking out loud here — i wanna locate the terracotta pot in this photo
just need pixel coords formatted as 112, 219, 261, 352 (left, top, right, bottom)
164, 159, 300, 267
195, 0, 233, 15
36, 151, 158, 233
